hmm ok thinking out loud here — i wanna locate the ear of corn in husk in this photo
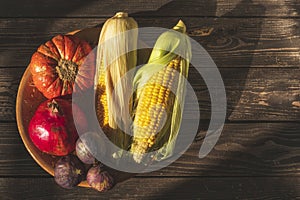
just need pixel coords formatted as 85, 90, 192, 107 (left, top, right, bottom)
95, 12, 138, 152
130, 20, 192, 163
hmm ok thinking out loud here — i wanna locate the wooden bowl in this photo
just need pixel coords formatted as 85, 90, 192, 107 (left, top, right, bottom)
16, 27, 102, 187
16, 26, 150, 187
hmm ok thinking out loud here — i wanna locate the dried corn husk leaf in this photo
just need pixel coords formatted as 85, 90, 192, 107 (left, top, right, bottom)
95, 12, 138, 153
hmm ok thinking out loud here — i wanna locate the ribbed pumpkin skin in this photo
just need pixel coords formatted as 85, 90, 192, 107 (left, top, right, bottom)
30, 34, 95, 99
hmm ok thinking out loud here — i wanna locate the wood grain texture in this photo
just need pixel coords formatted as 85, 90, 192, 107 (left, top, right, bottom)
2, 67, 300, 121
1, 0, 299, 199
0, 0, 299, 17
0, 177, 299, 199
2, 122, 299, 177
0, 68, 22, 121
0, 68, 23, 121
1, 17, 300, 68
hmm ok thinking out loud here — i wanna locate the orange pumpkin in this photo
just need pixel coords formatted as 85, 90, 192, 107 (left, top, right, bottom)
29, 34, 95, 99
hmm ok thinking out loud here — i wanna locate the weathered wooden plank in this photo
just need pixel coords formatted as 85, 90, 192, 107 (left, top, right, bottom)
0, 68, 23, 121
0, 122, 48, 176
0, 69, 22, 121
0, 177, 299, 199
166, 122, 300, 177
1, 122, 299, 177
1, 17, 299, 68
2, 67, 300, 121
1, 17, 294, 44
0, 0, 299, 17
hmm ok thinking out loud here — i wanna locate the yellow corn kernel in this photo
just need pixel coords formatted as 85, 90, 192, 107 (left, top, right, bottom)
96, 63, 110, 132
95, 12, 138, 147
131, 57, 181, 163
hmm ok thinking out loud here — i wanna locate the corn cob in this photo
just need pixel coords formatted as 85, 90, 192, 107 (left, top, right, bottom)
95, 62, 110, 132
131, 20, 191, 163
131, 58, 180, 162
95, 12, 138, 148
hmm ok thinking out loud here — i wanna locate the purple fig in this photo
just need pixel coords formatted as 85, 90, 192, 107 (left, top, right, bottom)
54, 154, 86, 189
87, 165, 114, 192
76, 131, 106, 164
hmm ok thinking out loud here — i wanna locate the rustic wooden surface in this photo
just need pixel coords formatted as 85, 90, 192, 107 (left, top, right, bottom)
0, 0, 299, 199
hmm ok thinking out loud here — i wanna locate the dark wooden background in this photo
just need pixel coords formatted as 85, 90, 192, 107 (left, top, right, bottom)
1, 0, 300, 199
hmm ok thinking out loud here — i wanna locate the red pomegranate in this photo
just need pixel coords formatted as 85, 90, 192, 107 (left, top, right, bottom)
28, 99, 88, 156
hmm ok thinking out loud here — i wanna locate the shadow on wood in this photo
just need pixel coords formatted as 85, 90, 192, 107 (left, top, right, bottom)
190, 0, 266, 134
141, 1, 298, 198
95, 0, 268, 189
7, 0, 300, 198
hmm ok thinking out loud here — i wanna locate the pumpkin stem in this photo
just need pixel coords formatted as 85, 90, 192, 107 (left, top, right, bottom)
56, 59, 78, 83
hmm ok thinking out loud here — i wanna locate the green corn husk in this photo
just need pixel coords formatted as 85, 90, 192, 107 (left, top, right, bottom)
131, 20, 192, 163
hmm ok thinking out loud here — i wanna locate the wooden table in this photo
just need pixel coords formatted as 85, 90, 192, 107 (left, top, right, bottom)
1, 0, 299, 199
